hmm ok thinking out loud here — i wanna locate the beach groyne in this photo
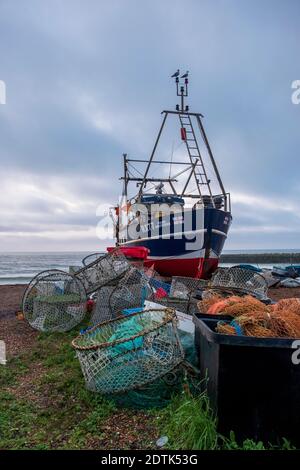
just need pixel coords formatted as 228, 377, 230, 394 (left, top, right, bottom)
220, 252, 300, 264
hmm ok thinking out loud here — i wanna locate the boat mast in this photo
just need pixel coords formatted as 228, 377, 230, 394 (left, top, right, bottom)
122, 153, 128, 201
121, 71, 229, 211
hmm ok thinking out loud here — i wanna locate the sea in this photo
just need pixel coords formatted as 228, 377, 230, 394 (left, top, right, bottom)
0, 250, 300, 285
0, 252, 92, 285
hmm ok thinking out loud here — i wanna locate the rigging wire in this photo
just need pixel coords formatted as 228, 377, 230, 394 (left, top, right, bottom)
168, 140, 174, 179
127, 161, 158, 195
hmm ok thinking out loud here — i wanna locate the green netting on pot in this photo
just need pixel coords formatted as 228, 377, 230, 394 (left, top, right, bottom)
72, 308, 184, 394
75, 248, 130, 295
109, 326, 201, 410
23, 270, 87, 332
110, 367, 185, 409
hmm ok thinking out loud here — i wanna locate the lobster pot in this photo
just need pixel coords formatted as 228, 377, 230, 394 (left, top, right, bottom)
170, 276, 207, 299
89, 285, 116, 325
82, 252, 104, 267
75, 249, 130, 295
72, 308, 184, 394
23, 269, 63, 297
109, 268, 154, 317
155, 296, 199, 316
210, 267, 268, 299
23, 270, 87, 332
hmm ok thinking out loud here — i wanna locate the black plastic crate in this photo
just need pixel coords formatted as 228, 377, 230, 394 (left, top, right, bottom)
194, 312, 232, 358
193, 315, 300, 446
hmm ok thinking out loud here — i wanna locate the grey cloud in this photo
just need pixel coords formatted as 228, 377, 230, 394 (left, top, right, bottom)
0, 0, 299, 250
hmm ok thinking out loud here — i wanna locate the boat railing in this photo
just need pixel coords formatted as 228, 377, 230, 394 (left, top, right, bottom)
213, 192, 231, 212
197, 193, 231, 212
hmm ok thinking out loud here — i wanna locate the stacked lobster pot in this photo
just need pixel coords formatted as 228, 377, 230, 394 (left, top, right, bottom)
23, 252, 273, 409
208, 266, 269, 300
22, 248, 131, 333
74, 267, 201, 405
75, 249, 130, 295
89, 266, 154, 326
151, 276, 208, 321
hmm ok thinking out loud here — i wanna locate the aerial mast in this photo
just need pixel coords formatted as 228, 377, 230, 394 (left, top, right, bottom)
174, 69, 189, 113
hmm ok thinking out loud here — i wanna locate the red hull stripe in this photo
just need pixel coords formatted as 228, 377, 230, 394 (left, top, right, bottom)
144, 257, 219, 279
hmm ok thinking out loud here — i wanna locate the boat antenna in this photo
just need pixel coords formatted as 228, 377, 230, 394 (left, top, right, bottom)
173, 70, 189, 112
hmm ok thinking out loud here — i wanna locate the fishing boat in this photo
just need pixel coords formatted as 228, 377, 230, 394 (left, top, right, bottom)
110, 71, 232, 278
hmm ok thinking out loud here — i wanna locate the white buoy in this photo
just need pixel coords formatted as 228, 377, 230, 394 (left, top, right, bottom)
0, 340, 7, 365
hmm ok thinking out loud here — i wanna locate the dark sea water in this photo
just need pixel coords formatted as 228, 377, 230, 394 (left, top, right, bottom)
0, 252, 91, 285
0, 250, 300, 285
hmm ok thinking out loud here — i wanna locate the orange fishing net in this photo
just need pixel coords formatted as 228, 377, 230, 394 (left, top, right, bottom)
217, 323, 237, 335
197, 294, 223, 314
198, 294, 269, 317
241, 324, 274, 338
207, 296, 241, 315
217, 319, 273, 338
199, 294, 300, 338
272, 298, 300, 316
215, 295, 269, 317
270, 312, 300, 338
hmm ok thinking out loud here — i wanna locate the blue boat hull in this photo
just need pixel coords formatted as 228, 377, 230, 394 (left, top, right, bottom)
120, 207, 232, 278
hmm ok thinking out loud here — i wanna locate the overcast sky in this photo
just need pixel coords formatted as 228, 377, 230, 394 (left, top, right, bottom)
0, 0, 299, 252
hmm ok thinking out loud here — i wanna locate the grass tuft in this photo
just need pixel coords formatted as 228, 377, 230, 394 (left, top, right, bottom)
159, 392, 296, 450
159, 391, 218, 450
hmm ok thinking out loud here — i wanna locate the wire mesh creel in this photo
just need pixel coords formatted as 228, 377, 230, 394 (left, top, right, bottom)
154, 296, 199, 316
75, 249, 130, 294
82, 252, 104, 267
72, 308, 184, 394
108, 267, 154, 318
22, 270, 87, 332
170, 276, 208, 299
22, 269, 67, 299
210, 267, 268, 299
89, 284, 117, 326
89, 266, 157, 326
